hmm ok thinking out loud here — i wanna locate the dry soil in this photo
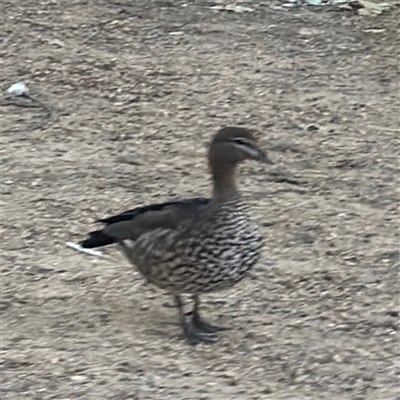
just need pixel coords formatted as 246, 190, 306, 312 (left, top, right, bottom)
1, 1, 399, 399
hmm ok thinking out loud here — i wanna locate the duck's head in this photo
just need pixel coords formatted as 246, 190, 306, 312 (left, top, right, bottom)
209, 126, 273, 167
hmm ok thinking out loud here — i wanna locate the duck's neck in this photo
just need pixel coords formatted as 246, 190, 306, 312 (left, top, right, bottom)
211, 161, 239, 201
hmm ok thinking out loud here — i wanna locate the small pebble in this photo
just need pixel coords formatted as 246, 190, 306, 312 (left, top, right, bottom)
70, 375, 89, 383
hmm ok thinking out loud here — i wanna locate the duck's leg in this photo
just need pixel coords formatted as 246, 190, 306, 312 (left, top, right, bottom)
174, 295, 216, 344
191, 294, 227, 334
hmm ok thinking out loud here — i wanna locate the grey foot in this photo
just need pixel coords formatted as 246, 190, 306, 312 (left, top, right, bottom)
183, 320, 217, 345
191, 312, 227, 334
175, 294, 227, 345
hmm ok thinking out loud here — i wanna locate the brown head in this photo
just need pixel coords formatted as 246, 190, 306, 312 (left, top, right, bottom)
208, 127, 273, 199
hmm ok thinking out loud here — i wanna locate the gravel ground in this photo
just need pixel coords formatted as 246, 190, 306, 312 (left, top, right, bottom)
1, 1, 399, 399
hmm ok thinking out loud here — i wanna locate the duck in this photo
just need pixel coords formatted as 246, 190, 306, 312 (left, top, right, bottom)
81, 126, 273, 344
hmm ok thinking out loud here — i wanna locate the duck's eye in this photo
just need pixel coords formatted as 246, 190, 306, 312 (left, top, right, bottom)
231, 137, 254, 148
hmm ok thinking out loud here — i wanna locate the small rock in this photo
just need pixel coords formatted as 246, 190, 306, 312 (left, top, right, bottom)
299, 27, 320, 36
38, 287, 74, 301
70, 375, 89, 383
307, 124, 320, 131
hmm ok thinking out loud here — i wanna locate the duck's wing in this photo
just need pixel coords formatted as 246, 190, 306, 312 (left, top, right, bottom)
81, 197, 210, 249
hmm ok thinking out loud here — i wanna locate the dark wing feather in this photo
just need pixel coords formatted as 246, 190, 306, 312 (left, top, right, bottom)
81, 197, 210, 249
98, 197, 209, 224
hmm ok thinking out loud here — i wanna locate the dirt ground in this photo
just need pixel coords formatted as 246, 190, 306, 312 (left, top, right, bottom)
1, 0, 399, 399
